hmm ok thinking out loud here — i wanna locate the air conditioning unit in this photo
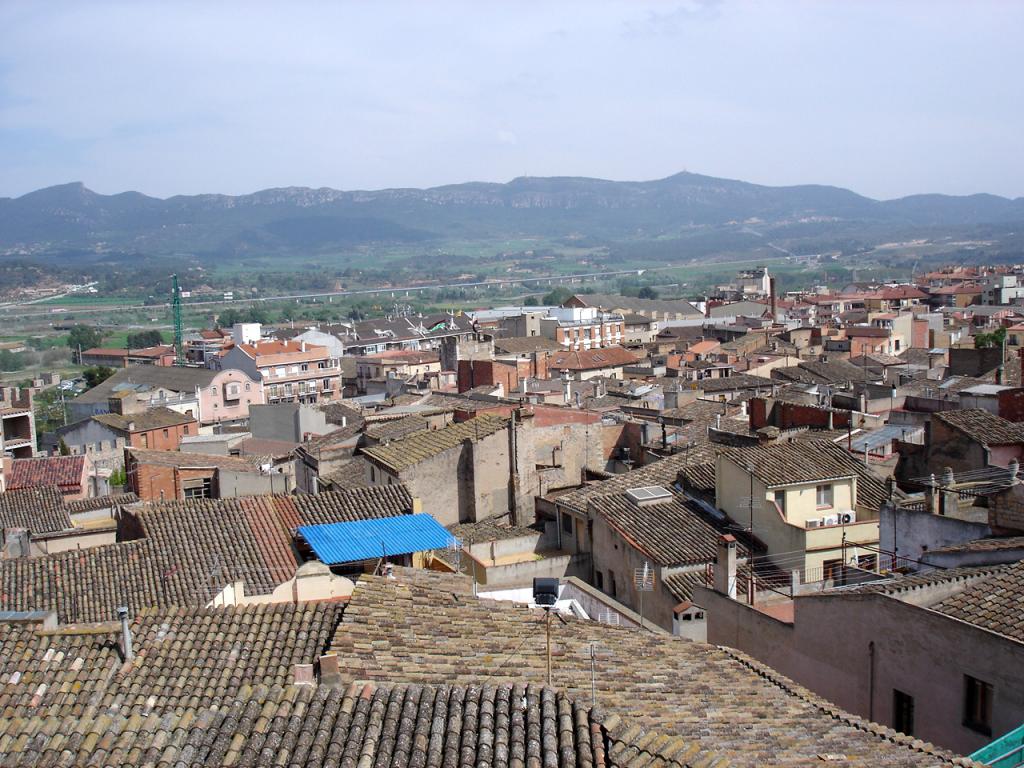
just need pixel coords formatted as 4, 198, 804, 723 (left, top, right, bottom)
839, 511, 856, 524
823, 515, 839, 527
806, 519, 822, 529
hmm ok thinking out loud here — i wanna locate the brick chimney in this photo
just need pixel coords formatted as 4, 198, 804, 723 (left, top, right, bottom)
769, 276, 777, 319
714, 534, 737, 599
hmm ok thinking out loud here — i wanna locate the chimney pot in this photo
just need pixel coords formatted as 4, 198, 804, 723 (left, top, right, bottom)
117, 606, 133, 660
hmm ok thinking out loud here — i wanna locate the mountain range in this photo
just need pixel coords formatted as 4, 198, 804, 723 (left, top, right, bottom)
2, 172, 1023, 257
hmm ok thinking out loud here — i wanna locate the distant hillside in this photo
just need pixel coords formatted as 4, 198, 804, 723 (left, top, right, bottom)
1, 172, 1023, 256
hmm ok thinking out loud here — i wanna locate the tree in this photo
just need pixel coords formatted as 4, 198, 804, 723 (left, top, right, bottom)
522, 295, 539, 306
67, 325, 104, 362
83, 365, 115, 389
637, 286, 659, 300
58, 438, 71, 456
541, 287, 573, 306
974, 326, 1007, 349
0, 349, 24, 372
127, 329, 164, 348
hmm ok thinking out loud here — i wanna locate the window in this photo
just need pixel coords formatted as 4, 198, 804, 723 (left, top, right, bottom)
183, 425, 190, 435
608, 570, 616, 597
162, 429, 169, 438
816, 484, 834, 508
823, 558, 843, 582
773, 490, 786, 514
893, 690, 914, 736
964, 675, 993, 735
245, 382, 251, 391
562, 513, 573, 534
183, 477, 213, 499
595, 571, 604, 590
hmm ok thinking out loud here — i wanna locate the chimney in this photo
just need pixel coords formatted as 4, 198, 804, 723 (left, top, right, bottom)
126, 420, 136, 432
561, 371, 571, 405
1009, 459, 1020, 484
769, 276, 777, 319
3, 528, 29, 558
301, 341, 307, 353
117, 606, 134, 661
714, 535, 738, 599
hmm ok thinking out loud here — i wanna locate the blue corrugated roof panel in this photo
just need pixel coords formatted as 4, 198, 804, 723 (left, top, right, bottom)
298, 513, 454, 565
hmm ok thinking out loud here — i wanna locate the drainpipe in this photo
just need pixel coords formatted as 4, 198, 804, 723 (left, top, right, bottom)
868, 641, 876, 721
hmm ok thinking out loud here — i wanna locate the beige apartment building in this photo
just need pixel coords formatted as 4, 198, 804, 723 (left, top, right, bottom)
218, 339, 340, 404
716, 440, 881, 580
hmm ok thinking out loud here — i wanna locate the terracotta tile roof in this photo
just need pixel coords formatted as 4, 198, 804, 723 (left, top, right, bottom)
686, 339, 721, 355
1, 496, 304, 622
364, 414, 508, 472
135, 496, 299, 592
927, 536, 1024, 555
66, 492, 139, 513
237, 339, 332, 366
933, 408, 1024, 445
127, 446, 265, 471
316, 401, 366, 427
0, 680, 635, 768
6, 456, 85, 493
930, 560, 1024, 642
554, 443, 722, 514
590, 490, 749, 566
772, 359, 867, 385
835, 565, 1004, 598
0, 602, 340, 720
720, 440, 864, 489
549, 346, 639, 371
492, 335, 564, 355
319, 457, 372, 490
676, 461, 716, 492
93, 406, 195, 433
328, 573, 966, 766
695, 373, 774, 392
364, 414, 430, 442
0, 486, 71, 534
285, 486, 413, 528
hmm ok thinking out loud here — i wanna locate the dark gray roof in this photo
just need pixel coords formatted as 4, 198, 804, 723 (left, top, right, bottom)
73, 365, 221, 405
697, 374, 774, 392
590, 489, 748, 566
721, 440, 860, 488
933, 408, 1024, 445
571, 292, 702, 316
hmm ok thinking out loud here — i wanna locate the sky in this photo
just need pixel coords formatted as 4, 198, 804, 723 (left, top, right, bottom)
1, 1, 1022, 201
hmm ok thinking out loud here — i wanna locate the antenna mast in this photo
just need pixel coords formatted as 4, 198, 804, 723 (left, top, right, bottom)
171, 274, 184, 365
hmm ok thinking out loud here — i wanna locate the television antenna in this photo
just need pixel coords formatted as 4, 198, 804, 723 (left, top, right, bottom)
447, 536, 463, 573
633, 561, 654, 630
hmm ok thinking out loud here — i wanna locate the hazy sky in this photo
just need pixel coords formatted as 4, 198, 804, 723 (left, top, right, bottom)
1, 1, 1022, 200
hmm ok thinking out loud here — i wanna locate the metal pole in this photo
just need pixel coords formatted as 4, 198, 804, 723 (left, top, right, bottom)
590, 643, 596, 706
546, 609, 552, 687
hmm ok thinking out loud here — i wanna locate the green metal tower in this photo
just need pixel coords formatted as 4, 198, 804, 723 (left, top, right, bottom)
171, 274, 184, 365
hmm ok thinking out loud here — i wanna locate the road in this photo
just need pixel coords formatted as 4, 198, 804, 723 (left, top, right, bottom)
0, 256, 789, 322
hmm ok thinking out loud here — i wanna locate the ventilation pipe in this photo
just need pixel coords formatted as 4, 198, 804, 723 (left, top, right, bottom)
117, 606, 133, 661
